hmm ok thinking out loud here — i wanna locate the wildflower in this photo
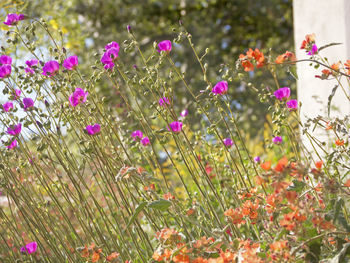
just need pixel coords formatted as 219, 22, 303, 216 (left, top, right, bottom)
7, 123, 22, 136
242, 199, 259, 220
254, 156, 261, 163
344, 179, 350, 187
168, 121, 183, 133
315, 160, 323, 169
272, 136, 282, 144
307, 44, 318, 55
157, 40, 172, 53
180, 109, 188, 117
106, 252, 120, 261
274, 156, 288, 172
331, 62, 341, 75
163, 192, 175, 200
101, 42, 120, 69
69, 88, 88, 107
286, 99, 298, 111
140, 137, 150, 146
315, 69, 331, 79
274, 87, 290, 101
86, 124, 101, 135
0, 64, 11, 78
212, 81, 228, 95
0, 55, 12, 65
224, 208, 245, 224
23, 98, 34, 110
14, 89, 21, 99
240, 57, 254, 71
261, 161, 271, 170
2, 101, 13, 112
42, 60, 59, 76
223, 137, 233, 147
300, 33, 316, 50
20, 241, 37, 254
335, 139, 344, 146
159, 97, 170, 107
25, 59, 38, 74
275, 51, 296, 64
63, 55, 79, 70
7, 139, 17, 149
3, 13, 25, 26
344, 60, 350, 75
131, 130, 143, 140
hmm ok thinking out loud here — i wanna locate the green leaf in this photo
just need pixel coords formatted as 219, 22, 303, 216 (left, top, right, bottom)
318, 42, 342, 52
327, 85, 338, 117
148, 199, 172, 211
125, 201, 147, 230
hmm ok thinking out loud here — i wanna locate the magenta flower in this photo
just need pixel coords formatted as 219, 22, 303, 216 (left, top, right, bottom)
7, 139, 17, 149
20, 242, 37, 254
307, 44, 318, 56
141, 136, 150, 146
159, 97, 170, 107
157, 40, 172, 53
274, 87, 290, 101
63, 55, 79, 70
42, 60, 59, 77
7, 123, 22, 136
286, 99, 298, 111
69, 88, 88, 107
272, 136, 282, 144
25, 59, 38, 74
223, 138, 233, 147
0, 65, 11, 78
131, 130, 143, 140
3, 13, 25, 26
23, 98, 34, 110
169, 121, 183, 133
2, 101, 13, 112
101, 42, 120, 70
254, 156, 261, 163
0, 55, 12, 65
14, 89, 21, 99
212, 81, 228, 95
86, 124, 101, 135
180, 109, 188, 117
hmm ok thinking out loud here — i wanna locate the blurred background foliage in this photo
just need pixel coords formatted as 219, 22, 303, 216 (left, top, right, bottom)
1, 0, 294, 153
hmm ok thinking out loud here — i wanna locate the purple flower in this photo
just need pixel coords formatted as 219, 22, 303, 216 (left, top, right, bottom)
25, 59, 38, 74
0, 65, 11, 78
157, 40, 172, 53
141, 136, 150, 146
254, 156, 261, 163
131, 130, 143, 140
7, 139, 17, 149
180, 109, 188, 117
23, 98, 34, 110
105, 41, 120, 51
169, 121, 183, 133
86, 124, 101, 135
7, 123, 22, 136
0, 55, 12, 65
42, 60, 59, 77
101, 42, 120, 70
212, 81, 228, 95
2, 101, 13, 112
274, 87, 290, 101
63, 55, 78, 70
286, 99, 298, 111
14, 89, 21, 99
159, 97, 170, 107
69, 88, 88, 107
20, 242, 37, 254
3, 13, 25, 26
272, 136, 282, 144
307, 44, 318, 56
223, 138, 233, 147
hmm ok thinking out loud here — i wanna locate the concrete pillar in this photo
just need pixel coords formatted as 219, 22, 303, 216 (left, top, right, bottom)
293, 0, 350, 157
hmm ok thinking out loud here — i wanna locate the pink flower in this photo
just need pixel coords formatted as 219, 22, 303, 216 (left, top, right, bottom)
212, 81, 228, 95
101, 42, 120, 70
274, 87, 290, 101
69, 88, 88, 107
14, 89, 21, 99
272, 136, 282, 144
0, 65, 11, 78
63, 55, 79, 70
25, 59, 38, 74
286, 99, 298, 111
223, 138, 233, 147
20, 242, 37, 254
0, 55, 12, 65
3, 13, 25, 26
141, 137, 150, 146
23, 98, 34, 110
7, 123, 22, 136
254, 156, 261, 163
42, 60, 59, 77
157, 40, 172, 53
7, 139, 17, 149
131, 130, 143, 140
307, 44, 318, 56
86, 124, 101, 135
2, 101, 13, 112
169, 121, 182, 133
180, 109, 188, 117
159, 97, 170, 107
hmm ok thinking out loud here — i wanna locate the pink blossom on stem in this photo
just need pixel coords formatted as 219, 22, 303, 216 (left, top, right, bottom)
168, 121, 183, 133
7, 139, 17, 149
157, 40, 172, 53
274, 87, 290, 101
24, 59, 38, 74
0, 65, 11, 78
3, 13, 25, 26
42, 60, 59, 77
272, 136, 282, 144
212, 81, 228, 95
0, 55, 12, 65
69, 88, 88, 107
159, 97, 170, 107
286, 99, 298, 111
20, 242, 37, 254
223, 138, 233, 147
86, 124, 101, 135
7, 123, 22, 136
101, 42, 120, 70
63, 55, 79, 70
141, 137, 150, 146
23, 98, 34, 110
2, 101, 13, 112
131, 130, 143, 140
180, 109, 188, 117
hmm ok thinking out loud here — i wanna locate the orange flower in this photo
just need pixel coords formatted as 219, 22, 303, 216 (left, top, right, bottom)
335, 139, 344, 146
163, 192, 175, 200
224, 208, 245, 224
285, 191, 297, 203
270, 240, 288, 251
242, 199, 259, 220
260, 161, 271, 171
325, 122, 333, 130
186, 208, 195, 216
331, 62, 341, 76
315, 160, 323, 169
300, 33, 315, 49
106, 252, 120, 262
275, 51, 296, 64
241, 59, 254, 72
344, 179, 350, 187
92, 251, 101, 262
274, 156, 288, 172
173, 253, 190, 263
